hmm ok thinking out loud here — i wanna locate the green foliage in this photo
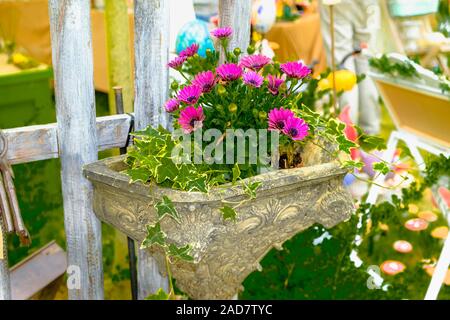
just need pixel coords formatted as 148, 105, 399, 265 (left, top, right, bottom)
220, 205, 237, 222
369, 54, 419, 78
155, 196, 181, 223
145, 288, 170, 300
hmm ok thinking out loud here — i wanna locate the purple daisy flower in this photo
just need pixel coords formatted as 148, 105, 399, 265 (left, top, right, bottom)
243, 70, 264, 88
168, 56, 187, 70
216, 63, 242, 81
177, 85, 202, 105
280, 61, 311, 79
179, 43, 199, 58
192, 71, 216, 93
239, 54, 271, 71
267, 74, 284, 95
268, 107, 295, 131
164, 98, 180, 113
178, 106, 205, 134
283, 117, 309, 141
211, 27, 233, 39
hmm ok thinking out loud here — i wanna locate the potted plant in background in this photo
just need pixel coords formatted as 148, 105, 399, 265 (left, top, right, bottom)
84, 27, 387, 300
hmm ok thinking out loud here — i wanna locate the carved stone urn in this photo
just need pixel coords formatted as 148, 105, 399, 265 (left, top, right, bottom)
83, 147, 354, 300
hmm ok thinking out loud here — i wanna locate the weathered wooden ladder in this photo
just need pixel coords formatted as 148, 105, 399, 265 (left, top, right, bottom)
0, 0, 251, 300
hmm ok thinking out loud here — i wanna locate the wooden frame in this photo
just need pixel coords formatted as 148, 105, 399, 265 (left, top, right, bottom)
0, 0, 252, 300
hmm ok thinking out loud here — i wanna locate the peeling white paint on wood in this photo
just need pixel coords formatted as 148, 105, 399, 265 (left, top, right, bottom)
48, 0, 103, 300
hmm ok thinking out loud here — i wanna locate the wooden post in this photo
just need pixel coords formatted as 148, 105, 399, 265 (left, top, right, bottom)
134, 0, 170, 299
0, 218, 11, 300
134, 0, 170, 131
105, 0, 134, 114
219, 0, 252, 52
48, 0, 103, 300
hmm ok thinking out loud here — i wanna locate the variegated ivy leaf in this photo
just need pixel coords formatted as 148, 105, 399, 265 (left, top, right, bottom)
220, 205, 237, 222
167, 243, 194, 262
154, 196, 181, 223
126, 167, 152, 183
244, 181, 262, 200
342, 160, 364, 171
373, 162, 391, 175
141, 223, 166, 249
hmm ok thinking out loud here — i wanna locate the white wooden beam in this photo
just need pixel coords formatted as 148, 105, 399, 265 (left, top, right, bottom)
49, 0, 103, 300
134, 0, 170, 300
3, 114, 133, 165
219, 0, 252, 52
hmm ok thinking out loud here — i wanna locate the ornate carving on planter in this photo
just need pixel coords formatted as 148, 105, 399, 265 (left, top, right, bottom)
84, 154, 354, 299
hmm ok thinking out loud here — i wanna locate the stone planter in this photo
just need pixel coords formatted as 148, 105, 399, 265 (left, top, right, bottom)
83, 152, 354, 299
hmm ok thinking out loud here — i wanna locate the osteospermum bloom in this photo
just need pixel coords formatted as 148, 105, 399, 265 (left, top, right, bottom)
178, 106, 205, 133
179, 43, 199, 58
280, 61, 311, 79
192, 71, 216, 93
164, 98, 180, 113
243, 70, 264, 87
168, 56, 187, 70
211, 27, 233, 39
268, 107, 295, 131
283, 117, 309, 141
239, 54, 271, 71
216, 63, 242, 81
267, 74, 284, 95
177, 85, 202, 104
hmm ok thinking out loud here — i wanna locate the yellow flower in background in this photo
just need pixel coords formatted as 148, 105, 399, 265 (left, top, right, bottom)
318, 69, 357, 92
12, 53, 28, 65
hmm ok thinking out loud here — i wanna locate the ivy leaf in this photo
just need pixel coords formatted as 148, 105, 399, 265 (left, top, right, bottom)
186, 176, 208, 193
373, 162, 391, 175
358, 132, 387, 151
167, 243, 194, 262
220, 205, 237, 221
336, 135, 357, 154
145, 288, 169, 300
156, 157, 179, 183
244, 181, 262, 199
126, 167, 152, 183
154, 196, 181, 223
141, 223, 166, 249
232, 163, 241, 184
342, 160, 364, 171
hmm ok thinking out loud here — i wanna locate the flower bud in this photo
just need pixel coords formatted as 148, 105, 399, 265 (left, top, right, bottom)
247, 45, 255, 55
258, 111, 267, 120
233, 48, 241, 57
252, 108, 259, 118
170, 81, 179, 90
228, 103, 238, 113
217, 85, 226, 95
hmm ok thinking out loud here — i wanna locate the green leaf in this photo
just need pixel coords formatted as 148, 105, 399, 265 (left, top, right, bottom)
167, 243, 194, 262
336, 135, 357, 154
220, 205, 237, 221
373, 162, 391, 175
232, 163, 241, 184
342, 160, 364, 170
126, 167, 152, 183
358, 134, 387, 151
141, 223, 166, 249
244, 181, 262, 199
154, 196, 181, 223
156, 157, 179, 183
145, 288, 169, 300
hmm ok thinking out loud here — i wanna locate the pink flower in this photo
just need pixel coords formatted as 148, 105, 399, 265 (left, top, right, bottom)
165, 98, 180, 113
178, 106, 205, 133
168, 56, 187, 70
267, 74, 284, 95
211, 27, 233, 39
192, 71, 216, 93
177, 85, 202, 105
216, 63, 242, 81
280, 61, 311, 79
240, 54, 271, 71
283, 117, 309, 141
243, 70, 264, 88
268, 107, 295, 131
179, 43, 199, 58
